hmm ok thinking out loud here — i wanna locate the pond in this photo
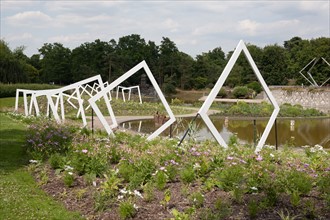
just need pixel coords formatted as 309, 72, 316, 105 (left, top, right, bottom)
120, 116, 330, 148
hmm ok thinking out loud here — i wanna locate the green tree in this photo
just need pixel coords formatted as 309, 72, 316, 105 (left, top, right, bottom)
71, 39, 114, 82
193, 47, 226, 89
39, 43, 72, 85
0, 40, 28, 83
260, 44, 288, 85
158, 37, 180, 88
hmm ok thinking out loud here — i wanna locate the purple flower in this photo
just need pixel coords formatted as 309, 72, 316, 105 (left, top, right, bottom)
256, 155, 263, 161
227, 156, 234, 160
239, 159, 247, 164
170, 160, 178, 165
82, 149, 88, 153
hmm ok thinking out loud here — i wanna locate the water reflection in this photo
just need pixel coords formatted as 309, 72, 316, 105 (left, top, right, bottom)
119, 117, 330, 148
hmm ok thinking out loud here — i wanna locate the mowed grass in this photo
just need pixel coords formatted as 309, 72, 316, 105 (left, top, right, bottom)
0, 97, 17, 112
0, 113, 83, 219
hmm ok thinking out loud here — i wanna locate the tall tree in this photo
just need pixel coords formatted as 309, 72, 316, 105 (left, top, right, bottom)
158, 37, 180, 87
39, 43, 72, 85
260, 44, 288, 85
0, 40, 28, 83
193, 47, 225, 89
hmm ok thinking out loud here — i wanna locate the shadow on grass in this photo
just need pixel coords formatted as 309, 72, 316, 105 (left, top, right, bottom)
0, 128, 28, 172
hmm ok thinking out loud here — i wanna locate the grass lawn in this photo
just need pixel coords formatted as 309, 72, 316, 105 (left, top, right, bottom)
0, 113, 83, 219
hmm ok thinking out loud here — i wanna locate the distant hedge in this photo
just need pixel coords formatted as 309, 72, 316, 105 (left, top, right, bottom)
0, 83, 60, 98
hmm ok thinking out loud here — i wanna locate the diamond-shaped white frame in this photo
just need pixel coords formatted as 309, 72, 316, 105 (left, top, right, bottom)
88, 60, 176, 140
198, 40, 280, 152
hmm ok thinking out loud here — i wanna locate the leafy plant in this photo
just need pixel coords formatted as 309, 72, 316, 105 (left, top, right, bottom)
49, 153, 65, 169
143, 182, 155, 202
25, 120, 74, 159
247, 199, 259, 219
63, 171, 74, 187
118, 200, 137, 219
277, 209, 301, 220
215, 165, 245, 192
232, 86, 251, 98
190, 191, 204, 208
171, 208, 190, 220
180, 165, 195, 184
154, 170, 168, 190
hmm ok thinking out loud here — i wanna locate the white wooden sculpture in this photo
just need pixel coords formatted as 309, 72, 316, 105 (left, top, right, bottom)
116, 85, 142, 104
88, 60, 175, 140
15, 75, 116, 128
195, 40, 280, 152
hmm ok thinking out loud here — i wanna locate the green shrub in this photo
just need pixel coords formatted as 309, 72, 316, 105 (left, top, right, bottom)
49, 153, 65, 169
180, 165, 195, 184
70, 144, 108, 176
118, 201, 137, 219
286, 170, 313, 195
190, 191, 205, 208
25, 120, 74, 160
217, 88, 227, 98
63, 172, 74, 187
0, 83, 60, 98
247, 81, 262, 94
232, 86, 252, 98
154, 170, 168, 190
216, 165, 245, 192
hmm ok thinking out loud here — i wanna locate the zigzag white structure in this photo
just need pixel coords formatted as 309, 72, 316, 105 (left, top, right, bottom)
88, 60, 175, 140
197, 40, 280, 152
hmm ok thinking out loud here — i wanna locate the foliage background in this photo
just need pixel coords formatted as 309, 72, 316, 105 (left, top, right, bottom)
1, 36, 329, 91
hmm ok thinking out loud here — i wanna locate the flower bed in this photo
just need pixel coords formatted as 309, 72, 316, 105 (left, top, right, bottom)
24, 118, 330, 219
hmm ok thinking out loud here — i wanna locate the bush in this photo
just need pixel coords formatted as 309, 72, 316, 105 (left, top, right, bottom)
232, 86, 252, 98
25, 120, 74, 160
0, 83, 60, 98
118, 201, 136, 219
247, 81, 262, 94
217, 88, 227, 98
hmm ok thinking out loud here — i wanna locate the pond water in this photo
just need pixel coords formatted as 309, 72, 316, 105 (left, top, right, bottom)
120, 116, 330, 148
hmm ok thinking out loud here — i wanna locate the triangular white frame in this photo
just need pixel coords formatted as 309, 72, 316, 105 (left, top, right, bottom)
88, 60, 176, 140
198, 40, 280, 152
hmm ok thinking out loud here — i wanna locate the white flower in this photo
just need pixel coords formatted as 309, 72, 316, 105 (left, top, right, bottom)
133, 204, 139, 210
270, 153, 274, 158
251, 186, 258, 191
82, 149, 88, 153
120, 188, 128, 194
134, 190, 143, 199
64, 165, 74, 171
193, 163, 201, 170
29, 159, 38, 163
92, 181, 97, 187
68, 172, 73, 175
117, 195, 124, 200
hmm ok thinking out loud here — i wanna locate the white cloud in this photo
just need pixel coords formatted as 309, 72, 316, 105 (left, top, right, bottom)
6, 32, 33, 41
238, 19, 260, 36
48, 33, 93, 44
162, 18, 179, 32
1, 0, 36, 10
6, 11, 52, 27
1, 1, 328, 58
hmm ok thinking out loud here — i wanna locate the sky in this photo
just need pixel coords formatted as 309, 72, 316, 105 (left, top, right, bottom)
1, 0, 329, 58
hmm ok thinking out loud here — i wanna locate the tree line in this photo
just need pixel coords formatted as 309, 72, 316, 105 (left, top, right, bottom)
1, 35, 329, 93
